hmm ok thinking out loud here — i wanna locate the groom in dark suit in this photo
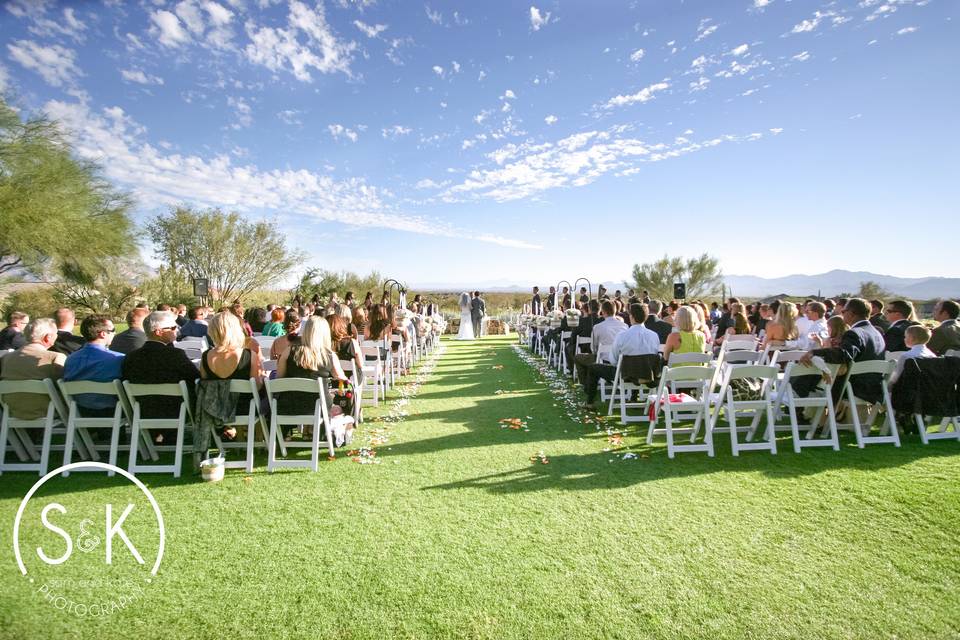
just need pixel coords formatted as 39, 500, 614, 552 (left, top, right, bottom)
471, 291, 485, 338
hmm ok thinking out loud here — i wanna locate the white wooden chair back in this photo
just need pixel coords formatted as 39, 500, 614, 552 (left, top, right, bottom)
122, 380, 192, 478
264, 377, 337, 471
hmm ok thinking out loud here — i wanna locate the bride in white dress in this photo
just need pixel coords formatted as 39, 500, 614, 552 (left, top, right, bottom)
455, 292, 475, 340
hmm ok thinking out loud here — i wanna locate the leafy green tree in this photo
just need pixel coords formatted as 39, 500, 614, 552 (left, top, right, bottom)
292, 269, 384, 304
53, 256, 146, 320
147, 206, 304, 308
0, 97, 135, 277
857, 281, 890, 300
626, 254, 723, 301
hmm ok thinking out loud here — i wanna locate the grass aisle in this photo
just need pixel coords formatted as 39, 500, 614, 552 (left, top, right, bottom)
1, 334, 959, 639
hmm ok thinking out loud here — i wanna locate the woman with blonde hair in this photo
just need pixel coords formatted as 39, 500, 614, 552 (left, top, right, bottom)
277, 318, 354, 438
664, 305, 708, 365
199, 312, 263, 439
761, 301, 799, 350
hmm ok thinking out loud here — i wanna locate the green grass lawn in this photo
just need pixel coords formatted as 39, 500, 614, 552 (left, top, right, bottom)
1, 335, 959, 639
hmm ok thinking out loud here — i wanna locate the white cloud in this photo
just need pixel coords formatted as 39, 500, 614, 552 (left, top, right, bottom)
150, 10, 190, 47
502, 89, 516, 99
425, 5, 442, 25
478, 70, 487, 81
42, 99, 536, 249
278, 109, 302, 125
204, 1, 234, 26
227, 95, 252, 129
451, 60, 461, 73
791, 51, 811, 62
6, 40, 82, 88
896, 26, 917, 35
544, 115, 558, 125
754, 0, 772, 8
529, 6, 551, 31
443, 128, 768, 203
730, 44, 749, 56
695, 25, 718, 41
689, 76, 710, 91
791, 10, 836, 34
5, 1, 88, 43
328, 123, 359, 142
432, 65, 444, 76
176, 0, 206, 36
603, 81, 670, 109
629, 48, 645, 62
244, 1, 356, 81
769, 127, 783, 134
121, 68, 165, 85
474, 109, 491, 124
382, 125, 412, 138
415, 178, 448, 189
354, 19, 387, 38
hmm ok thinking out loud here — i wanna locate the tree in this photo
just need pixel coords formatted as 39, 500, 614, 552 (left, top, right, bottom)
147, 206, 304, 308
292, 269, 384, 303
626, 254, 723, 301
52, 256, 145, 320
857, 281, 890, 300
0, 97, 135, 277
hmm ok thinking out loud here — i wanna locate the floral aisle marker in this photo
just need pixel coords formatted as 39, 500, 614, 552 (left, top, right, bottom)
347, 341, 446, 465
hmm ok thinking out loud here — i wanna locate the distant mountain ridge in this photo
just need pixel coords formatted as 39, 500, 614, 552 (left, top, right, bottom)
413, 270, 960, 299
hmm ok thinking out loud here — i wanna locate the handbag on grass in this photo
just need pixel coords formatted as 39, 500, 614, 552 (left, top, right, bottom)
331, 379, 355, 416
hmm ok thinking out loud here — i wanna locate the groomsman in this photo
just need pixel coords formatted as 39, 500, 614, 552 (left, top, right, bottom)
531, 287, 542, 315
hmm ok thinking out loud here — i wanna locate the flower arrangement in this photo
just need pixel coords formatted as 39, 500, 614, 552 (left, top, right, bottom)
565, 308, 581, 326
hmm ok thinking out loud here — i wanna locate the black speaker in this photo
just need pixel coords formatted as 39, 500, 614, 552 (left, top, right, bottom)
193, 278, 209, 297
673, 282, 686, 299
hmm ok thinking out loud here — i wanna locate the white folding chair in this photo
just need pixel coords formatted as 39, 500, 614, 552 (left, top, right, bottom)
360, 344, 385, 405
946, 349, 960, 358
610, 354, 659, 425
123, 380, 193, 478
201, 378, 272, 473
58, 380, 132, 476
646, 365, 717, 458
840, 360, 900, 447
711, 365, 779, 456
557, 331, 572, 373
0, 379, 72, 475
265, 377, 345, 472
885, 351, 907, 362
595, 345, 622, 413
253, 335, 276, 353
339, 359, 364, 424
725, 334, 759, 351
774, 362, 841, 453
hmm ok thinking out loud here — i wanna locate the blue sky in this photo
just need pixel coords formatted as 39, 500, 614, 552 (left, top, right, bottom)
1, 0, 956, 287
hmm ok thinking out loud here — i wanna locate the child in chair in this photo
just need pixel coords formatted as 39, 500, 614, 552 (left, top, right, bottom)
891, 325, 936, 386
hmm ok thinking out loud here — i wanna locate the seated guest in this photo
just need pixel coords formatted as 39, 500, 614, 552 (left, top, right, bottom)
276, 317, 354, 442
246, 307, 268, 334
64, 315, 124, 417
664, 306, 707, 364
714, 298, 740, 337
796, 301, 828, 350
0, 311, 29, 350
883, 300, 920, 353
175, 304, 188, 327
0, 318, 65, 419
801, 298, 886, 403
814, 315, 849, 349
270, 309, 302, 360
565, 299, 601, 372
199, 312, 263, 440
122, 311, 198, 419
869, 299, 890, 333
891, 325, 937, 385
51, 307, 84, 356
928, 299, 960, 355
178, 306, 209, 339
329, 314, 364, 378
584, 303, 660, 407
760, 301, 798, 350
230, 302, 254, 337
573, 301, 625, 383
709, 302, 721, 326
111, 307, 150, 355
644, 301, 673, 344
352, 306, 368, 338
755, 303, 772, 336
261, 308, 286, 337
365, 304, 392, 343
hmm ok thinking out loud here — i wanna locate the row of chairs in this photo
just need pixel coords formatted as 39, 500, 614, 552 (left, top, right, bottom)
516, 321, 960, 459
0, 375, 355, 477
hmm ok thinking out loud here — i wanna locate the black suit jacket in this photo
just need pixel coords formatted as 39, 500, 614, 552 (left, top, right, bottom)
884, 319, 919, 353
111, 328, 146, 355
813, 320, 886, 403
570, 314, 600, 352
50, 330, 85, 356
869, 313, 890, 333
121, 341, 198, 418
644, 317, 673, 344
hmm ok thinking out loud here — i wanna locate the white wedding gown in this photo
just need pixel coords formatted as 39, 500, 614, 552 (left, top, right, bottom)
456, 304, 475, 340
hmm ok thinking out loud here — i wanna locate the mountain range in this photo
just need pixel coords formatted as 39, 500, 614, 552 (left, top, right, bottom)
413, 270, 960, 299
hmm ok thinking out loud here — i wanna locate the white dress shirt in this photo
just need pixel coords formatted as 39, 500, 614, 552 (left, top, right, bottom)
611, 323, 661, 364
591, 317, 627, 354
891, 344, 937, 384
796, 317, 828, 350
